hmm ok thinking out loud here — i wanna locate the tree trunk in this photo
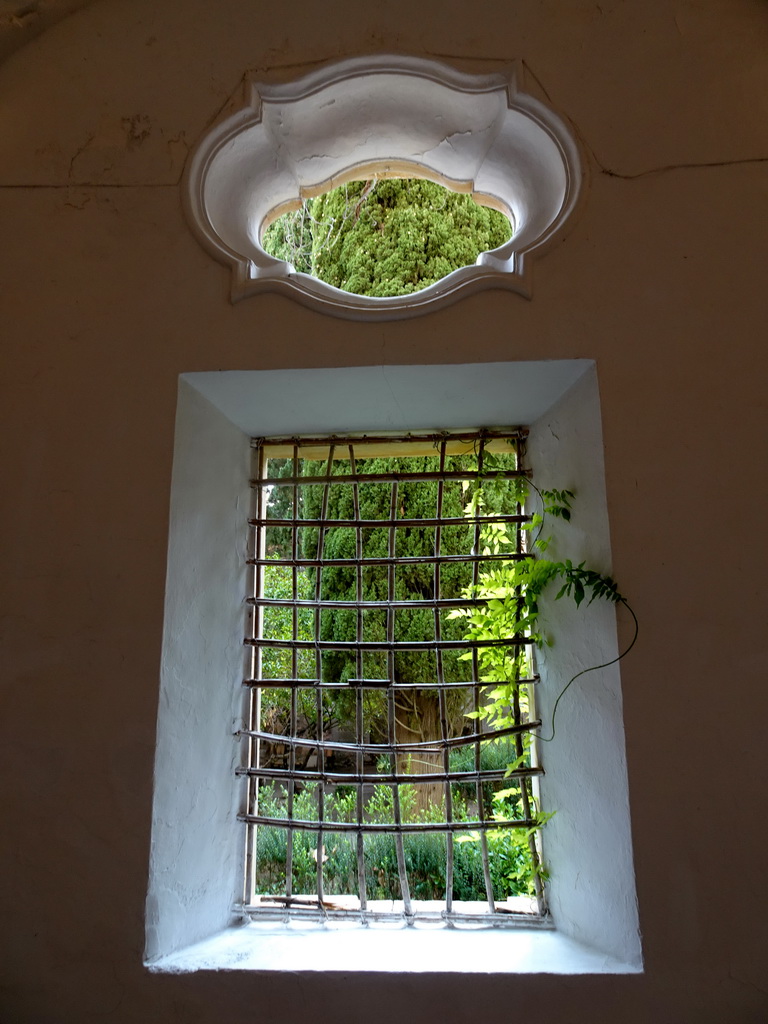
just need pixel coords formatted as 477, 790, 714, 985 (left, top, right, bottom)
394, 690, 446, 815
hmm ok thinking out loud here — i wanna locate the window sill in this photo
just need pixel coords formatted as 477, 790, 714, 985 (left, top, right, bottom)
147, 921, 642, 975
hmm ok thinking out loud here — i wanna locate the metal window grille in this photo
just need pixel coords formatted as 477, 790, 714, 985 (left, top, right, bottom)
239, 430, 548, 927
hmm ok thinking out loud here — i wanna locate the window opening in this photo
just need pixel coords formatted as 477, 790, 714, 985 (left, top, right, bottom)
239, 430, 548, 927
261, 178, 513, 298
183, 56, 584, 316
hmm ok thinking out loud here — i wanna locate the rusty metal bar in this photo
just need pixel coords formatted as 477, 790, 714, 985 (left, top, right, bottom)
433, 440, 454, 914
243, 443, 267, 904
245, 907, 547, 927
244, 675, 541, 690
246, 636, 534, 652
349, 443, 367, 914
237, 765, 544, 785
253, 468, 530, 487
240, 815, 539, 834
248, 596, 499, 610
472, 439, 495, 912
239, 719, 540, 753
314, 443, 336, 908
387, 476, 412, 916
248, 551, 531, 569
251, 512, 530, 529
284, 442, 300, 898
252, 429, 528, 450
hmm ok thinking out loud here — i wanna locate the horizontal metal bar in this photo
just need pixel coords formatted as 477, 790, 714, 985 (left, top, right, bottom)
236, 764, 544, 785
239, 814, 538, 834
248, 551, 530, 569
246, 636, 532, 652
244, 675, 540, 690
252, 469, 529, 487
241, 904, 549, 928
248, 596, 511, 611
252, 429, 527, 450
238, 720, 539, 754
251, 513, 530, 530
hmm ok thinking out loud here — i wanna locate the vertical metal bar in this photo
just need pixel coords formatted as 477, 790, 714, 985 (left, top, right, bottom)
513, 681, 544, 903
313, 444, 335, 906
514, 436, 546, 912
285, 443, 300, 899
242, 532, 257, 903
527, 646, 548, 915
349, 443, 368, 915
472, 437, 496, 911
388, 477, 412, 918
244, 443, 266, 904
434, 440, 454, 916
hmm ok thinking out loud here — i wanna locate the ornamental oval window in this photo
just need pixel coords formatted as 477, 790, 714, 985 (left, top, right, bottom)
261, 178, 513, 298
183, 56, 583, 320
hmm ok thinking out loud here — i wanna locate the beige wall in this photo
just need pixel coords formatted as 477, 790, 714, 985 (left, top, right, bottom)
1, 1, 767, 1020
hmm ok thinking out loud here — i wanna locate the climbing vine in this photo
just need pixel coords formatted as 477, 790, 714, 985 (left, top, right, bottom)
450, 483, 638, 743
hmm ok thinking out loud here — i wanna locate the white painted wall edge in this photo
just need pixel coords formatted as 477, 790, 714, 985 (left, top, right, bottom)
183, 361, 594, 437
149, 921, 642, 975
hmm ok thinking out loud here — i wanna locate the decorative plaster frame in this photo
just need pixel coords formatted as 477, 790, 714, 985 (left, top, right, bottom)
183, 56, 584, 319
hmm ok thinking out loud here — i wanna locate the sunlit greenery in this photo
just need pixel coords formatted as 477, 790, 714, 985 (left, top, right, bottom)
254, 758, 544, 901
262, 178, 512, 296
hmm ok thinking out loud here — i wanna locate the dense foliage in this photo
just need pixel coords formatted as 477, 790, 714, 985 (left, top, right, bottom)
255, 750, 544, 902
255, 447, 553, 899
261, 448, 521, 808
262, 178, 512, 296
268, 452, 519, 767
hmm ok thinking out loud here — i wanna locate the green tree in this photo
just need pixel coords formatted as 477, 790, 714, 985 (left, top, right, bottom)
262, 178, 512, 297
295, 449, 519, 808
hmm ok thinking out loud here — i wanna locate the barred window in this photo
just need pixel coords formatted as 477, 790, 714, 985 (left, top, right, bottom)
239, 430, 548, 927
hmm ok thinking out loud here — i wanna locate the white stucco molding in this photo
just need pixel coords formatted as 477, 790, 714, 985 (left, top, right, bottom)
183, 56, 585, 320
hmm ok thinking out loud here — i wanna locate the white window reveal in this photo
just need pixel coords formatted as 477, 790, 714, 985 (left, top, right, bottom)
240, 430, 547, 926
146, 362, 641, 974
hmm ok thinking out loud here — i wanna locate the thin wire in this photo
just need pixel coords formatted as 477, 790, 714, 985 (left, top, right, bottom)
521, 477, 640, 743
524, 478, 547, 551
538, 598, 639, 744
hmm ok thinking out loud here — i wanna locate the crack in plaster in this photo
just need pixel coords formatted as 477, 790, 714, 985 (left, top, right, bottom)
520, 59, 768, 182
24, 113, 184, 191
63, 190, 90, 210
726, 968, 768, 999
67, 131, 95, 181
420, 123, 496, 162
596, 154, 768, 179
299, 152, 342, 163
9, 150, 763, 194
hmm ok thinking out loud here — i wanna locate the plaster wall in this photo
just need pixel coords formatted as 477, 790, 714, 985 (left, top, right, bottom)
527, 366, 637, 965
146, 380, 249, 962
1, 0, 768, 1021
